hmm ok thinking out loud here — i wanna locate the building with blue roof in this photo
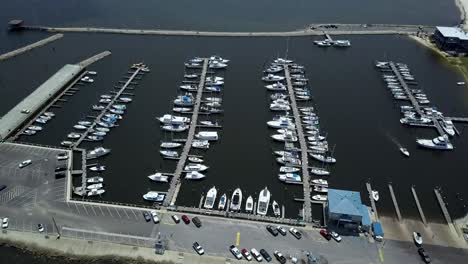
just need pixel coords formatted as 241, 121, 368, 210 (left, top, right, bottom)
326, 188, 371, 232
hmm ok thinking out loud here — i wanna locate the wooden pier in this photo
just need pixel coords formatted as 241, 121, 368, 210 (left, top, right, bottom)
73, 65, 145, 148
365, 182, 379, 220
388, 183, 402, 222
434, 188, 461, 236
0, 33, 63, 61
284, 65, 312, 223
388, 62, 423, 116
411, 186, 427, 226
165, 59, 209, 206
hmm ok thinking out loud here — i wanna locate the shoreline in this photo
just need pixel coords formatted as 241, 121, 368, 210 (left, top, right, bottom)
456, 0, 467, 28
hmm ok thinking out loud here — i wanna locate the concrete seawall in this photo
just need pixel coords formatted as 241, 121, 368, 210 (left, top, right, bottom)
0, 33, 63, 61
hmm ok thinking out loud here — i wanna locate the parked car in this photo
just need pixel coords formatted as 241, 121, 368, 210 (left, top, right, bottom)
0, 185, 7, 192
56, 152, 69, 160
1, 218, 8, 229
260, 249, 272, 262
182, 215, 190, 224
19, 159, 32, 168
55, 165, 67, 172
250, 248, 263, 262
241, 248, 253, 261
150, 210, 159, 223
193, 242, 204, 255
418, 248, 431, 263
171, 214, 180, 224
289, 227, 302, 239
320, 229, 331, 240
277, 226, 287, 236
330, 231, 342, 242
37, 224, 44, 233
229, 245, 242, 260
142, 211, 151, 222
192, 216, 202, 228
274, 250, 287, 264
266, 225, 278, 236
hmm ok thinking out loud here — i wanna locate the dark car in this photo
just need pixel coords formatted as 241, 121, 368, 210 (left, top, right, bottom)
0, 185, 6, 192
182, 215, 190, 224
260, 249, 272, 262
274, 250, 287, 264
142, 211, 151, 222
55, 171, 66, 179
418, 248, 431, 263
192, 216, 202, 228
55, 165, 67, 172
266, 225, 278, 236
320, 229, 332, 240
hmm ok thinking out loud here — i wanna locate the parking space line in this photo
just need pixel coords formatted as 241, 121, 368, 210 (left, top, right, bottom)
106, 206, 113, 217
82, 204, 89, 215
235, 232, 240, 246
98, 205, 105, 216
131, 209, 138, 220
90, 205, 97, 216
74, 203, 81, 214
123, 209, 130, 219
379, 248, 385, 263
114, 207, 121, 218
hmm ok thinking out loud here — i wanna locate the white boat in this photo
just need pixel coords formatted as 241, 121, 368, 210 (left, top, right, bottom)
97, 121, 114, 128
160, 142, 182, 149
188, 156, 204, 163
257, 187, 271, 216
81, 76, 94, 83
278, 173, 302, 183
205, 80, 224, 86
309, 153, 336, 164
204, 101, 222, 108
199, 120, 219, 126
158, 114, 190, 125
245, 196, 254, 213
185, 171, 205, 180
22, 130, 37, 135
274, 58, 293, 64
230, 188, 243, 211
95, 127, 110, 132
205, 97, 222, 103
272, 201, 280, 217
279, 166, 300, 173
89, 165, 105, 172
180, 84, 198, 91
276, 156, 301, 166
265, 82, 286, 91
43, 112, 55, 117
310, 167, 330, 176
274, 151, 299, 158
203, 186, 217, 209
209, 56, 229, 63
457, 81, 465, 85
372, 190, 379, 202
184, 73, 199, 79
35, 118, 47, 124
271, 133, 298, 142
118, 97, 132, 103
87, 189, 105, 197
148, 173, 170, 183
86, 147, 111, 159
416, 135, 453, 150
440, 119, 455, 136
314, 186, 328, 193
99, 98, 111, 104
61, 141, 74, 147
100, 94, 112, 99
112, 104, 126, 110
86, 183, 103, 190
192, 140, 210, 149
314, 40, 332, 47
413, 232, 423, 246
92, 131, 107, 137
173, 107, 192, 113
333, 40, 351, 47
87, 135, 104, 141
67, 132, 81, 139
143, 191, 166, 202
160, 150, 179, 158
161, 124, 189, 132
110, 109, 124, 115
267, 117, 295, 129
78, 121, 92, 126
184, 163, 208, 172
87, 177, 104, 183
312, 195, 327, 201
307, 136, 326, 142
312, 179, 328, 186
262, 74, 285, 82
264, 65, 284, 73
270, 93, 288, 101
208, 62, 228, 69
270, 103, 290, 111
400, 147, 410, 157
73, 124, 87, 130
174, 94, 194, 106
218, 193, 227, 210
195, 131, 218, 141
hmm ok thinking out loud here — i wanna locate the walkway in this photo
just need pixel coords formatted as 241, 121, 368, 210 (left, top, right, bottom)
0, 33, 63, 61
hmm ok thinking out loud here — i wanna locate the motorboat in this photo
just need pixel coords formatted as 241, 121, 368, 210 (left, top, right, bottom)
257, 187, 271, 216
271, 132, 298, 142
267, 117, 295, 129
99, 98, 111, 104
274, 150, 299, 158
92, 131, 107, 137
279, 166, 300, 173
161, 124, 189, 132
184, 73, 199, 79
86, 147, 110, 159
118, 97, 132, 103
185, 171, 205, 180
203, 186, 217, 209
310, 167, 330, 176
209, 56, 229, 63
61, 141, 74, 147
314, 186, 328, 193
205, 97, 222, 103
67, 132, 81, 139
160, 150, 179, 158
333, 40, 351, 47
110, 109, 125, 115
87, 177, 104, 184
272, 201, 280, 217
272, 98, 290, 105
208, 62, 228, 69
143, 191, 166, 202
95, 127, 110, 132
309, 153, 336, 164
312, 195, 327, 201
262, 74, 285, 82
195, 131, 218, 141
112, 104, 126, 110
97, 121, 114, 128
192, 140, 210, 149
307, 135, 326, 142
174, 94, 194, 106
81, 76, 94, 83
35, 118, 47, 124
86, 183, 103, 190
184, 163, 209, 172
276, 156, 301, 166
160, 142, 182, 149
274, 58, 293, 64
245, 196, 254, 213
87, 135, 104, 141
204, 101, 222, 108
188, 57, 203, 63
270, 93, 288, 101
400, 116, 432, 125
440, 119, 455, 136
87, 189, 105, 197
400, 147, 410, 157
173, 107, 192, 113
205, 86, 222, 92
104, 113, 122, 120
314, 40, 332, 47
43, 112, 55, 117
185, 62, 203, 68
218, 193, 227, 210
22, 129, 37, 136
270, 103, 291, 111
372, 190, 379, 202
416, 135, 453, 150
230, 188, 243, 211
158, 114, 190, 125
413, 232, 423, 246
264, 65, 284, 73
78, 121, 92, 126
312, 179, 328, 186
73, 124, 87, 130
205, 80, 224, 86
100, 94, 112, 99
278, 173, 302, 183
89, 165, 105, 172
200, 106, 224, 114
180, 84, 198, 91
457, 81, 465, 85
188, 156, 204, 163
199, 120, 219, 127
265, 82, 286, 91
148, 173, 170, 183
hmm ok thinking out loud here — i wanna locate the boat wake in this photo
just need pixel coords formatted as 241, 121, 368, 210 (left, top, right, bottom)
384, 131, 402, 149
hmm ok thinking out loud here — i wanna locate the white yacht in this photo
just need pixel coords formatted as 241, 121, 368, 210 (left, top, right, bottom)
22, 130, 36, 136
416, 135, 454, 150
188, 156, 204, 163
276, 156, 301, 166
205, 97, 222, 103
86, 183, 103, 190
89, 165, 105, 172
265, 82, 287, 91
333, 40, 351, 47
218, 193, 227, 210
209, 56, 229, 63
143, 191, 166, 202
312, 195, 327, 201
274, 58, 293, 64
230, 188, 243, 211
195, 131, 218, 141
257, 187, 271, 216
267, 117, 295, 129
192, 140, 210, 149
118, 97, 132, 103
264, 65, 284, 73
184, 73, 199, 79
180, 84, 198, 91
87, 176, 103, 184
271, 132, 298, 142
161, 124, 189, 132
309, 153, 336, 164
148, 173, 170, 183
206, 76, 224, 82
262, 74, 285, 82
73, 124, 87, 130
160, 142, 182, 149
314, 186, 328, 193
173, 107, 192, 113
160, 150, 179, 158
87, 189, 105, 197
184, 163, 208, 172
205, 86, 222, 92
203, 186, 217, 209
270, 103, 291, 111
310, 167, 330, 176
67, 132, 81, 139
400, 147, 410, 157
272, 201, 281, 217
158, 114, 190, 125
208, 62, 228, 69
86, 147, 111, 159
279, 166, 300, 173
185, 171, 205, 180
245, 196, 254, 213
312, 179, 328, 186
278, 173, 302, 183
440, 119, 455, 136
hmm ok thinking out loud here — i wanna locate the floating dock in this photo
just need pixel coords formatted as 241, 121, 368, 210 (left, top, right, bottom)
434, 188, 461, 236
284, 64, 312, 223
365, 182, 379, 220
0, 33, 63, 61
388, 183, 402, 222
165, 59, 209, 206
388, 62, 423, 116
411, 186, 427, 226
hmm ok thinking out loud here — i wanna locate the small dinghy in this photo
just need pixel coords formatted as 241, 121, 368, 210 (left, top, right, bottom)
160, 142, 182, 149
310, 167, 330, 176
89, 165, 105, 172
218, 193, 227, 210
87, 176, 104, 184
245, 196, 254, 213
413, 232, 423, 246
400, 147, 410, 157
372, 190, 379, 202
272, 200, 281, 217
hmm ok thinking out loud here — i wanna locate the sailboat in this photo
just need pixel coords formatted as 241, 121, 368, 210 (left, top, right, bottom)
218, 193, 227, 210
230, 188, 242, 211
203, 186, 217, 209
245, 196, 254, 213
257, 187, 271, 216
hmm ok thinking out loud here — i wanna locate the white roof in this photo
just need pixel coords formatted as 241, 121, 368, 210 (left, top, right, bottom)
436, 26, 468, 40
